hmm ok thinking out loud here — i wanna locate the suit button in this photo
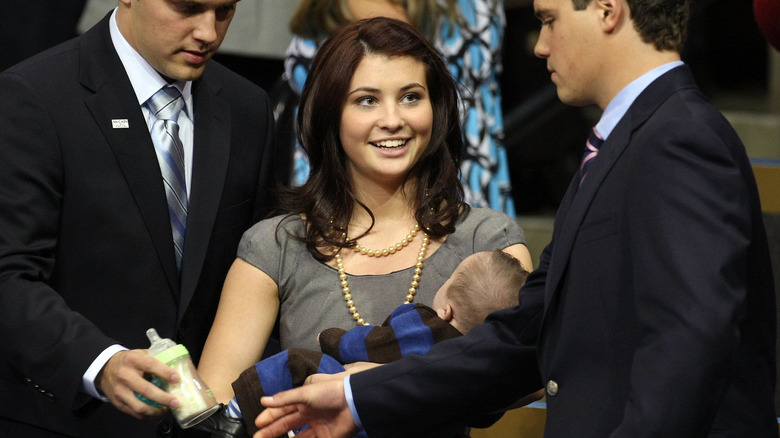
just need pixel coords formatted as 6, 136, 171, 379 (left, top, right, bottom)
546, 380, 559, 397
157, 418, 173, 437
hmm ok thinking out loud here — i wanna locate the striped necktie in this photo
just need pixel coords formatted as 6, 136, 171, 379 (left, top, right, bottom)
146, 86, 188, 272
580, 127, 604, 185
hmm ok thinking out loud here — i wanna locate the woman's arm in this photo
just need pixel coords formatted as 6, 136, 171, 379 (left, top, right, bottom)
198, 258, 280, 403
501, 243, 534, 272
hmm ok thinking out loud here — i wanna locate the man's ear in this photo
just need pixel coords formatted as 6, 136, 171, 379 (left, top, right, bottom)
596, 0, 623, 33
436, 303, 454, 322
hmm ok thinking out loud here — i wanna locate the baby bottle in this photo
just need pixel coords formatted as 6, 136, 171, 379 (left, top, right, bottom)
145, 328, 220, 428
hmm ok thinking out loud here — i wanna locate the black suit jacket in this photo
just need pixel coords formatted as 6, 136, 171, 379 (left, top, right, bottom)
350, 66, 777, 437
0, 13, 277, 437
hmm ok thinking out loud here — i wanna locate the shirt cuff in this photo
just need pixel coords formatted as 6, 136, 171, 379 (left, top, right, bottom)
344, 375, 364, 430
82, 344, 128, 401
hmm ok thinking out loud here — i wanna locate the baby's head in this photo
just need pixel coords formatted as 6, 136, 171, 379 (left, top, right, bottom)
433, 250, 528, 334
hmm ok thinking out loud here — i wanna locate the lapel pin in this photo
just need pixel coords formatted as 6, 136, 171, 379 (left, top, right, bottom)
111, 119, 130, 129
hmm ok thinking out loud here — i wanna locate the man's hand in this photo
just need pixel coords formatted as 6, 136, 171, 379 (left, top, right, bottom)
254, 379, 359, 438
96, 349, 180, 420
303, 362, 381, 386
342, 361, 380, 374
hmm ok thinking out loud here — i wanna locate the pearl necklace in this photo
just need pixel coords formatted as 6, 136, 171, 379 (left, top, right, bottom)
334, 231, 429, 326
348, 224, 422, 257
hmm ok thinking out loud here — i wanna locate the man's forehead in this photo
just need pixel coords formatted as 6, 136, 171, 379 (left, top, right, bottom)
533, 0, 556, 16
175, 0, 240, 7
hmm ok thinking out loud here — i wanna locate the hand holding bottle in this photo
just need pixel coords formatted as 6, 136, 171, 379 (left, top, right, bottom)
142, 328, 220, 428
98, 348, 181, 420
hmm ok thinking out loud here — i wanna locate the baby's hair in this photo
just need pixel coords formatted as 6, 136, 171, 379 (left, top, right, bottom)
447, 250, 529, 333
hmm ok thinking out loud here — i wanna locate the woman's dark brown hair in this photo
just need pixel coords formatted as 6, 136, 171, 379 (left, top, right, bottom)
279, 17, 466, 261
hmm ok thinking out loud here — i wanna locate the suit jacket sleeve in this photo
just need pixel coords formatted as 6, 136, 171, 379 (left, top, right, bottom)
0, 67, 116, 409
251, 91, 279, 222
350, 278, 544, 437
606, 107, 772, 436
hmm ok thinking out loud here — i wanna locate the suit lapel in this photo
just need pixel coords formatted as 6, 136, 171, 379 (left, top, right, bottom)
544, 120, 632, 306
542, 66, 694, 309
81, 15, 181, 296
178, 74, 231, 320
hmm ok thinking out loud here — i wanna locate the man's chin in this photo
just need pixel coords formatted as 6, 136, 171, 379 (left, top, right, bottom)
556, 90, 590, 108
160, 64, 208, 82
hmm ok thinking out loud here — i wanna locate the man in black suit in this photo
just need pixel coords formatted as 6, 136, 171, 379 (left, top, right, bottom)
253, 0, 778, 437
0, 0, 277, 436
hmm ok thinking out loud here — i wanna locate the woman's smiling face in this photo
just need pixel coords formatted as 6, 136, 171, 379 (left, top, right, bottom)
339, 54, 433, 187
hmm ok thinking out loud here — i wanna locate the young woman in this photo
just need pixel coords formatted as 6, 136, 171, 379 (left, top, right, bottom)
197, 17, 532, 406
285, 0, 517, 216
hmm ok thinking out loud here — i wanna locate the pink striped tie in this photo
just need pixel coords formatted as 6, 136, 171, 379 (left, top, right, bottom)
580, 127, 604, 185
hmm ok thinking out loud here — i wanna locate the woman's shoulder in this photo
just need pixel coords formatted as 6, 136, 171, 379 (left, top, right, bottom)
448, 207, 525, 249
237, 215, 310, 286
242, 214, 304, 243
456, 206, 517, 228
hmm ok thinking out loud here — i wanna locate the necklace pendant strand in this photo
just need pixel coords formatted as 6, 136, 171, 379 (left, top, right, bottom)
335, 232, 429, 326
350, 224, 421, 257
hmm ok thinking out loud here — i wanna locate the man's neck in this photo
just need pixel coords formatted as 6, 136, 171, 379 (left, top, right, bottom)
598, 48, 681, 110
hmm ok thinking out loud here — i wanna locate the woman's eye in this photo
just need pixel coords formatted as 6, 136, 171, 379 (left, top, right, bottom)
401, 93, 422, 104
356, 96, 378, 107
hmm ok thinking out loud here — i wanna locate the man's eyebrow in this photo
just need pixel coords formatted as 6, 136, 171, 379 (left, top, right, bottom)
175, 0, 239, 8
216, 0, 240, 7
171, 0, 200, 7
535, 8, 550, 20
